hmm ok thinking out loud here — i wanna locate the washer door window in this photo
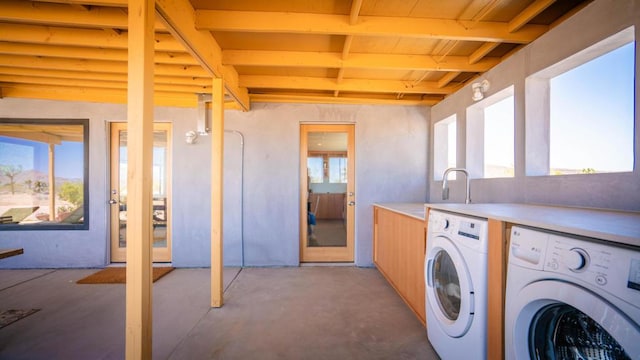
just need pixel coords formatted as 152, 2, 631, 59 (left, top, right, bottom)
530, 304, 631, 360
509, 281, 640, 359
426, 236, 474, 338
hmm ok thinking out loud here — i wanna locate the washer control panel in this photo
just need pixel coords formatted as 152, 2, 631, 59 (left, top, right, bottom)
428, 210, 488, 253
510, 226, 640, 307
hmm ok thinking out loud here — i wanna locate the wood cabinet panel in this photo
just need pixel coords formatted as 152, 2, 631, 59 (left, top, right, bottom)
373, 206, 426, 324
310, 193, 345, 219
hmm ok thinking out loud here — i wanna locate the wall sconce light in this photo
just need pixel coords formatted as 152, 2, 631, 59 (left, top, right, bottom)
471, 80, 490, 101
185, 130, 198, 144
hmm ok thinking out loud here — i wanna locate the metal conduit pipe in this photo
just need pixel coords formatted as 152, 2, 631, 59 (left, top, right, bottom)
224, 130, 245, 267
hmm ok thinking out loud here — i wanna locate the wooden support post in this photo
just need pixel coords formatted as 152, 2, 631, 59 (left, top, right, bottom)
125, 0, 155, 358
48, 143, 56, 221
211, 77, 224, 308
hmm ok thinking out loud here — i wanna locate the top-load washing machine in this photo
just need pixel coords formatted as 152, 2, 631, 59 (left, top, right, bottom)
424, 209, 489, 360
505, 226, 640, 359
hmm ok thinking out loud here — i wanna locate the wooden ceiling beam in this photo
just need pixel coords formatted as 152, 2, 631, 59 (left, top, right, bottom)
0, 66, 211, 86
1, 83, 241, 109
334, 0, 363, 98
250, 93, 439, 106
0, 23, 183, 52
34, 0, 128, 7
0, 74, 211, 93
223, 50, 500, 72
509, 0, 556, 33
0, 0, 165, 31
0, 54, 209, 77
0, 84, 196, 106
437, 71, 461, 88
240, 75, 460, 95
469, 42, 500, 64
349, 0, 363, 25
0, 42, 197, 65
155, 0, 250, 111
196, 10, 547, 43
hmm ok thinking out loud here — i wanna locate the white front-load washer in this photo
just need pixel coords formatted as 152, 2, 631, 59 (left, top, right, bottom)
425, 209, 489, 360
505, 226, 640, 360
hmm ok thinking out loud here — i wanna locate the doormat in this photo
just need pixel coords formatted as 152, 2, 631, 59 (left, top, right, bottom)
76, 267, 174, 284
0, 309, 40, 329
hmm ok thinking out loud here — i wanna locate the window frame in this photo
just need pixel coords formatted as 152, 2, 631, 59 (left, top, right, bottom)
433, 114, 457, 180
0, 118, 90, 231
466, 85, 515, 179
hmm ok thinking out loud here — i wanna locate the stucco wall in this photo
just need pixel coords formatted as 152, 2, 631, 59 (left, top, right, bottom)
0, 100, 428, 268
221, 103, 429, 267
0, 100, 122, 267
429, 0, 640, 211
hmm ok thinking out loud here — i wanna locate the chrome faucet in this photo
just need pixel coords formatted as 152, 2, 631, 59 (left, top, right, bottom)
442, 168, 471, 204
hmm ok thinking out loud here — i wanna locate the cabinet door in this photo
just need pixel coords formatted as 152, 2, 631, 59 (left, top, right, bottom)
374, 207, 426, 324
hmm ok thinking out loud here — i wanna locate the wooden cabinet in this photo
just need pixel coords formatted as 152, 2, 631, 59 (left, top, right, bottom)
373, 204, 508, 359
373, 206, 427, 324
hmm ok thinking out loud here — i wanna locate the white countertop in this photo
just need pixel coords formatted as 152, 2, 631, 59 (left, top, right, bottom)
374, 203, 640, 248
374, 203, 426, 221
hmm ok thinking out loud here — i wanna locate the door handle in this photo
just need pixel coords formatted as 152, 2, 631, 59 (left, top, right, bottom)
348, 201, 355, 206
108, 199, 118, 205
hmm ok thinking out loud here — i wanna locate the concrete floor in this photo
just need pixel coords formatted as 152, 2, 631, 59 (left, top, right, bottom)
0, 267, 439, 359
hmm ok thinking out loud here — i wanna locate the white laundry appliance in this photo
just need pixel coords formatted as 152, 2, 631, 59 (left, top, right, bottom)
505, 226, 640, 360
424, 209, 489, 360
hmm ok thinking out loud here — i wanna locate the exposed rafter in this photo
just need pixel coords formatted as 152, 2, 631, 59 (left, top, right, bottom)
0, 54, 208, 77
196, 10, 547, 44
0, 74, 210, 93
0, 0, 587, 108
335, 0, 363, 98
0, 66, 211, 86
239, 75, 460, 95
0, 42, 197, 65
250, 93, 439, 106
509, 0, 557, 33
223, 50, 500, 73
0, 23, 183, 52
0, 0, 165, 31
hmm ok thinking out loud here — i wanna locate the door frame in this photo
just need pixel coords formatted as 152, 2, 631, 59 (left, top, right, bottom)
109, 122, 172, 263
299, 124, 355, 262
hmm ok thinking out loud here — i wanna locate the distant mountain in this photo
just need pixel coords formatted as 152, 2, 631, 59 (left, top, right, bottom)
0, 168, 81, 189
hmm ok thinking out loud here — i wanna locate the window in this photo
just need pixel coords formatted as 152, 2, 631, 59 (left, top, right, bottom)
434, 115, 457, 180
484, 96, 515, 178
329, 156, 347, 183
526, 27, 635, 176
467, 86, 515, 179
307, 151, 348, 189
307, 157, 323, 183
0, 119, 89, 230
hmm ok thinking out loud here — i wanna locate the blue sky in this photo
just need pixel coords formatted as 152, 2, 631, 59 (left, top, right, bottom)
550, 41, 635, 172
0, 136, 84, 179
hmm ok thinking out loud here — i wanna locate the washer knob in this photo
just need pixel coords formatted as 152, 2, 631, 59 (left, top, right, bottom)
565, 248, 589, 272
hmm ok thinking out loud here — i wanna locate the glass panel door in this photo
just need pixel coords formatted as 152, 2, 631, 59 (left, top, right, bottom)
300, 124, 355, 262
110, 122, 171, 262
